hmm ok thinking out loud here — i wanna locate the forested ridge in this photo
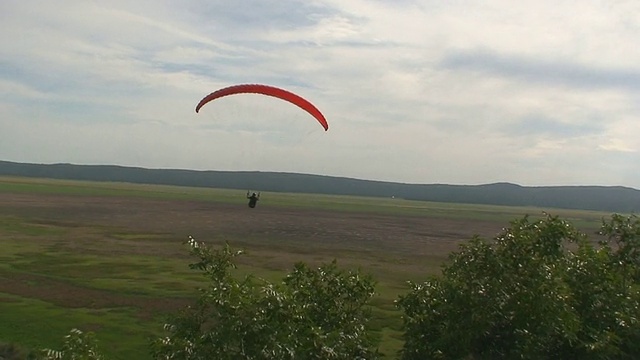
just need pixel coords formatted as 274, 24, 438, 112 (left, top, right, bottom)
1, 160, 638, 213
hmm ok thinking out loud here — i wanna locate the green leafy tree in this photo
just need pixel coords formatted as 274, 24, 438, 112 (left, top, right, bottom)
599, 214, 640, 286
397, 214, 640, 359
151, 237, 380, 359
37, 328, 104, 360
577, 213, 640, 357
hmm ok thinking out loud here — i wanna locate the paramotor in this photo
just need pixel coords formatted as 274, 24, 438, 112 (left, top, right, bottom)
195, 84, 328, 131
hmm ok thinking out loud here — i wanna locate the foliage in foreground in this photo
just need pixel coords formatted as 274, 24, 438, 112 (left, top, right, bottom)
150, 236, 380, 359
36, 328, 103, 360
397, 213, 640, 359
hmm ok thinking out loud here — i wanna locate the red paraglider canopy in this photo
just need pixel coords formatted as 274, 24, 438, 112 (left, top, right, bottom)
195, 84, 328, 131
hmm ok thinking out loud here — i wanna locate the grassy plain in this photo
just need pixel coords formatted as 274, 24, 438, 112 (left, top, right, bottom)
0, 176, 613, 359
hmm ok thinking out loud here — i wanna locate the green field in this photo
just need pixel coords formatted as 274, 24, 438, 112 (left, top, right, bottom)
0, 176, 615, 359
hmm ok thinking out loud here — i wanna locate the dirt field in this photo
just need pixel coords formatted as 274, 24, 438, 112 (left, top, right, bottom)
1, 192, 506, 254
1, 192, 508, 313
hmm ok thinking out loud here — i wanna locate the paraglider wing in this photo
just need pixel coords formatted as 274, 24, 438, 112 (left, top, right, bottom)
195, 84, 328, 131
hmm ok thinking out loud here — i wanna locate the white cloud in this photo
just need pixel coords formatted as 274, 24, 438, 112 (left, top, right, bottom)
1, 0, 639, 188
599, 139, 637, 153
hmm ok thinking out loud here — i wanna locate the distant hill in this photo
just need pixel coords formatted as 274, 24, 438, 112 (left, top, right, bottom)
1, 160, 638, 213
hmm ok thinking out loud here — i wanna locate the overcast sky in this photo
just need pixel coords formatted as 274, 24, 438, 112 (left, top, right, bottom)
2, 1, 639, 188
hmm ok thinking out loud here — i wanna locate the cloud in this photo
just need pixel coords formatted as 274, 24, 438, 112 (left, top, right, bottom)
599, 139, 637, 153
503, 114, 604, 138
440, 49, 640, 92
1, 0, 639, 189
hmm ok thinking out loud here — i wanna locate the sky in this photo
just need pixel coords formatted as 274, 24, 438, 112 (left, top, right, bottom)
1, 1, 639, 188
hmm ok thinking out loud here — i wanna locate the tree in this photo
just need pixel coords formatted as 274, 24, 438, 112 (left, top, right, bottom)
37, 328, 104, 360
150, 236, 380, 359
397, 213, 640, 359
